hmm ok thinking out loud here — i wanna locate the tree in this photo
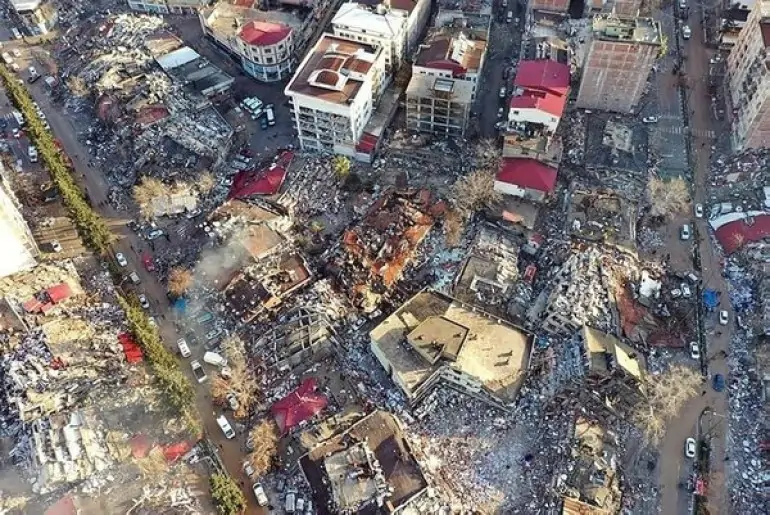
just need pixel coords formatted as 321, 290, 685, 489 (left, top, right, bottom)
444, 208, 465, 247
451, 168, 501, 216
219, 335, 258, 419
133, 177, 171, 220
210, 472, 246, 515
647, 177, 690, 219
197, 170, 216, 194
167, 267, 193, 297
633, 365, 702, 445
247, 420, 279, 478
332, 155, 351, 180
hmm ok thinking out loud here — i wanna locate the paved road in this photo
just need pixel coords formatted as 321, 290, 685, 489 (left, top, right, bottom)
657, 6, 730, 514
1, 37, 264, 513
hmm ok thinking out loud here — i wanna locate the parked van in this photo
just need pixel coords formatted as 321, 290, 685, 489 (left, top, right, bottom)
203, 351, 227, 368
265, 107, 275, 126
506, 11, 513, 23
216, 415, 236, 439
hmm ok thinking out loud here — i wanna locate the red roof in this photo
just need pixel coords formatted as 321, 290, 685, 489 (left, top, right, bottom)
271, 378, 328, 434
509, 88, 567, 117
356, 132, 379, 153
228, 151, 293, 199
424, 59, 467, 77
496, 158, 558, 193
47, 283, 73, 303
715, 214, 770, 254
239, 21, 291, 47
514, 60, 570, 95
118, 332, 144, 364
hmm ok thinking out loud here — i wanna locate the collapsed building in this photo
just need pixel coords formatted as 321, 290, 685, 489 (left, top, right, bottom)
369, 290, 534, 411
567, 189, 637, 252
331, 188, 443, 310
298, 410, 428, 515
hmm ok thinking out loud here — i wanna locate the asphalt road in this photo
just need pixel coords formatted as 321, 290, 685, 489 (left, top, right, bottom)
0, 35, 264, 513
657, 5, 730, 514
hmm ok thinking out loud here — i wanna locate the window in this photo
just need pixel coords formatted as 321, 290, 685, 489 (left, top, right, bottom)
264, 47, 273, 54
266, 56, 274, 64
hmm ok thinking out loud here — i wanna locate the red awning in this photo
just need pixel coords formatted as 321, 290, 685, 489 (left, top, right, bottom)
270, 378, 327, 434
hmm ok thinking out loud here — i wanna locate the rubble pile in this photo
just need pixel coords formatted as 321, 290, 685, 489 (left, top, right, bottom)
709, 149, 770, 206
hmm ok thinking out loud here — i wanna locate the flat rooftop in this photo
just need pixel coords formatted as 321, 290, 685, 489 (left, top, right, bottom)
415, 32, 486, 74
406, 73, 474, 103
300, 410, 427, 515
370, 290, 532, 403
591, 15, 663, 45
202, 3, 301, 42
286, 34, 381, 105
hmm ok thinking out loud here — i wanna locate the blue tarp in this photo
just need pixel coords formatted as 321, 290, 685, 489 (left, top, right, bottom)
173, 297, 187, 314
702, 289, 719, 310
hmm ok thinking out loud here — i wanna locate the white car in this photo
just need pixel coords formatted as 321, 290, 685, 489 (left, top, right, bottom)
51, 240, 62, 252
689, 341, 700, 360
497, 107, 505, 118
685, 437, 697, 458
148, 316, 157, 327
642, 116, 658, 124
681, 283, 692, 298
719, 310, 729, 325
683, 26, 692, 40
191, 360, 207, 383
694, 203, 703, 218
252, 483, 268, 506
680, 224, 691, 240
499, 86, 506, 98
138, 294, 150, 309
116, 252, 128, 267
177, 338, 191, 358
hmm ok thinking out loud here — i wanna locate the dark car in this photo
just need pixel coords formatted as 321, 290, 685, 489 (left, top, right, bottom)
259, 116, 268, 130
712, 374, 725, 392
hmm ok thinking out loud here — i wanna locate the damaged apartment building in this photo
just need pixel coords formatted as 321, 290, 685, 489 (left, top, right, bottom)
70, 15, 234, 165
405, 10, 490, 138
369, 290, 534, 411
329, 188, 444, 310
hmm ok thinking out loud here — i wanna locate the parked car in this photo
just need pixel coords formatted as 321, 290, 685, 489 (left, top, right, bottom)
177, 338, 191, 358
719, 310, 729, 325
642, 116, 658, 123
142, 253, 155, 272
51, 240, 62, 252
216, 415, 235, 439
683, 25, 692, 39
498, 86, 506, 98
138, 294, 150, 309
681, 283, 692, 298
252, 483, 269, 506
689, 341, 700, 360
115, 252, 128, 267
226, 392, 239, 411
694, 203, 704, 218
191, 360, 207, 383
147, 229, 164, 240
680, 224, 691, 240
497, 107, 505, 118
712, 373, 725, 392
243, 461, 255, 479
685, 437, 697, 458
129, 271, 141, 284
185, 208, 201, 219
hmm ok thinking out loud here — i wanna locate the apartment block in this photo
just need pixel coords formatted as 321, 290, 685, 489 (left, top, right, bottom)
413, 31, 487, 101
0, 165, 37, 278
9, 0, 57, 35
284, 35, 386, 157
576, 15, 662, 113
200, 3, 299, 82
406, 75, 473, 137
128, 0, 210, 15
508, 60, 570, 134
726, 0, 770, 149
343, 0, 432, 54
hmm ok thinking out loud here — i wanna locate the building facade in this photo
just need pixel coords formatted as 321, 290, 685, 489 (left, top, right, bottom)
406, 75, 473, 137
9, 0, 57, 35
412, 32, 487, 102
285, 35, 386, 157
200, 4, 298, 83
0, 165, 38, 278
128, 0, 210, 15
576, 15, 662, 113
726, 0, 770, 149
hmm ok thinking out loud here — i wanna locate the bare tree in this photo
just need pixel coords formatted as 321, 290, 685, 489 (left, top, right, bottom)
133, 177, 171, 220
633, 365, 702, 445
210, 375, 230, 405
647, 177, 690, 219
197, 170, 216, 195
220, 335, 258, 419
452, 169, 501, 216
247, 420, 279, 478
167, 267, 193, 297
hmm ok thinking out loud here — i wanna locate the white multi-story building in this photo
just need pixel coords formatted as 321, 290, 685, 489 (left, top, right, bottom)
9, 0, 57, 35
200, 3, 299, 82
332, 2, 407, 74
727, 0, 770, 149
0, 165, 37, 278
285, 34, 386, 157
128, 0, 210, 15
339, 0, 432, 54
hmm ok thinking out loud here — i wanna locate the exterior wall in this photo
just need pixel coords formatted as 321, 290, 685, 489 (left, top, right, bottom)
529, 0, 570, 13
494, 180, 546, 202
11, 0, 56, 35
406, 0, 432, 53
412, 66, 481, 100
333, 26, 403, 74
406, 94, 470, 137
0, 172, 37, 278
508, 107, 559, 132
576, 39, 658, 113
741, 94, 770, 149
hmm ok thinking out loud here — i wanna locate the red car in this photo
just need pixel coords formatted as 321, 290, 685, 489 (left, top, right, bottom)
142, 253, 155, 272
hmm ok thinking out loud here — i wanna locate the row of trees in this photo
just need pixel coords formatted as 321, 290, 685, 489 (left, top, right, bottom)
0, 64, 112, 252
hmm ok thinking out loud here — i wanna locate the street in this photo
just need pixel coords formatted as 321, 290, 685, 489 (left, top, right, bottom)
657, 4, 730, 514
